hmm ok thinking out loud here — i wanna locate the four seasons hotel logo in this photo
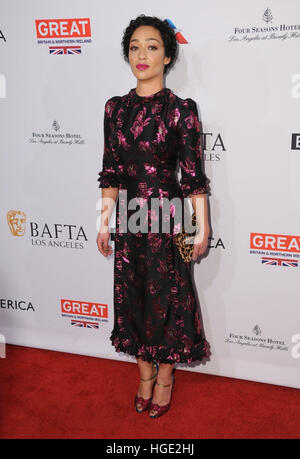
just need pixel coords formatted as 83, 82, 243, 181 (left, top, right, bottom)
228, 8, 300, 43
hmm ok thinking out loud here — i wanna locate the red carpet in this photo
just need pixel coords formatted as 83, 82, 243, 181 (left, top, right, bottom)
0, 344, 299, 439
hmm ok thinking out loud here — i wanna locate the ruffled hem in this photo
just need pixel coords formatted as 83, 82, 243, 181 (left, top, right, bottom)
109, 330, 211, 364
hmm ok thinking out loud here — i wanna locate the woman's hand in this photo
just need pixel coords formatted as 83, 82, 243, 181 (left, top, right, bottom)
192, 226, 210, 261
189, 193, 210, 261
96, 228, 113, 257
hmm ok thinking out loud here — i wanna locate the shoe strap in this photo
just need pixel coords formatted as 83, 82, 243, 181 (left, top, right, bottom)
140, 371, 157, 382
140, 363, 158, 382
156, 376, 173, 388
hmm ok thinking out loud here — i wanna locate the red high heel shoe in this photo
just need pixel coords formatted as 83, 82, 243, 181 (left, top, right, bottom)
134, 362, 158, 413
148, 374, 175, 419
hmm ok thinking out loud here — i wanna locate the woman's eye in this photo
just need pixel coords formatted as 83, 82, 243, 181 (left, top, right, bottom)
129, 46, 158, 51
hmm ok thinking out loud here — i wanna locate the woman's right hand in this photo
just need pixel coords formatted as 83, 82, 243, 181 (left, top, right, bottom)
96, 228, 113, 257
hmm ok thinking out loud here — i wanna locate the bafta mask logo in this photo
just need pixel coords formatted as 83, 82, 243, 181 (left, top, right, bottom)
7, 210, 26, 236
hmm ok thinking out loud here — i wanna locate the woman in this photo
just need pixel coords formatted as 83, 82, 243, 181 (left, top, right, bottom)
96, 14, 211, 419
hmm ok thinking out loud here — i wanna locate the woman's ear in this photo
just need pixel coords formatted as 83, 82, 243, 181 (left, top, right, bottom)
164, 55, 171, 66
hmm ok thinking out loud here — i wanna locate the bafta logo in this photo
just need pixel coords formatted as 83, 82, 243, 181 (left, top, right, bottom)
7, 210, 26, 236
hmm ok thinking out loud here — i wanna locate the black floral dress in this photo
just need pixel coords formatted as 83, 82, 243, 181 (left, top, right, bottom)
97, 87, 211, 364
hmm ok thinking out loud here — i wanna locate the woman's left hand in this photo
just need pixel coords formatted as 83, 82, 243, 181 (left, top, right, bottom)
192, 227, 210, 261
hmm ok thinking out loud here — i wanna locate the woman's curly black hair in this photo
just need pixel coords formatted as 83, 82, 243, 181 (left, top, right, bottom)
121, 14, 178, 75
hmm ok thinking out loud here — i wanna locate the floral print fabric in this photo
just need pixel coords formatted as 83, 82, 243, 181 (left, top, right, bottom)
97, 87, 211, 364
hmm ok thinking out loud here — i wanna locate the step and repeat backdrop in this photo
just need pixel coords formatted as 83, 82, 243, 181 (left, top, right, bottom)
1, 0, 299, 389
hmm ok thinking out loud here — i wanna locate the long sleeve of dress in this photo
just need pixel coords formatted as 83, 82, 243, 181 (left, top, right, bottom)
97, 97, 121, 189
178, 98, 210, 197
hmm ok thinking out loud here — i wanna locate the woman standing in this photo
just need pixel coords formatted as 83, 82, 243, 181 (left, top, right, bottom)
97, 14, 211, 419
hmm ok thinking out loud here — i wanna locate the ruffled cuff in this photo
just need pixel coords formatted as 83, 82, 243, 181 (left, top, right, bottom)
180, 177, 209, 198
97, 166, 119, 188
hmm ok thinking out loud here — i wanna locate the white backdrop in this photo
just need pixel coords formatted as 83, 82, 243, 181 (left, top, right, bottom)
1, 0, 300, 389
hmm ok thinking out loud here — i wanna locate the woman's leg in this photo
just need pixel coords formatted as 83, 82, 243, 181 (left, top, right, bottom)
135, 357, 157, 411
149, 362, 175, 417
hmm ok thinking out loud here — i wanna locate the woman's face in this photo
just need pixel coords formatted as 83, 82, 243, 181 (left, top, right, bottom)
128, 25, 171, 82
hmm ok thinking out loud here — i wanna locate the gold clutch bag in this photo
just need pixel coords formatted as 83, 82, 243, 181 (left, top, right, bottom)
175, 212, 199, 263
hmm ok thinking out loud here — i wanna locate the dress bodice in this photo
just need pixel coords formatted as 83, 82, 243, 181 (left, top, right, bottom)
98, 86, 210, 200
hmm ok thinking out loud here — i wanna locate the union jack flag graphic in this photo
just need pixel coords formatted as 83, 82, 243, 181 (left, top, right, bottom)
71, 320, 99, 329
261, 257, 298, 267
49, 46, 82, 55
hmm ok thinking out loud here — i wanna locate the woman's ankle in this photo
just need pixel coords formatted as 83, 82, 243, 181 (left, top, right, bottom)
156, 363, 174, 384
137, 358, 156, 379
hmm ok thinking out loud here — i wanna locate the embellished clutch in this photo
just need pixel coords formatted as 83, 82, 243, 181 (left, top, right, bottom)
175, 212, 200, 263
